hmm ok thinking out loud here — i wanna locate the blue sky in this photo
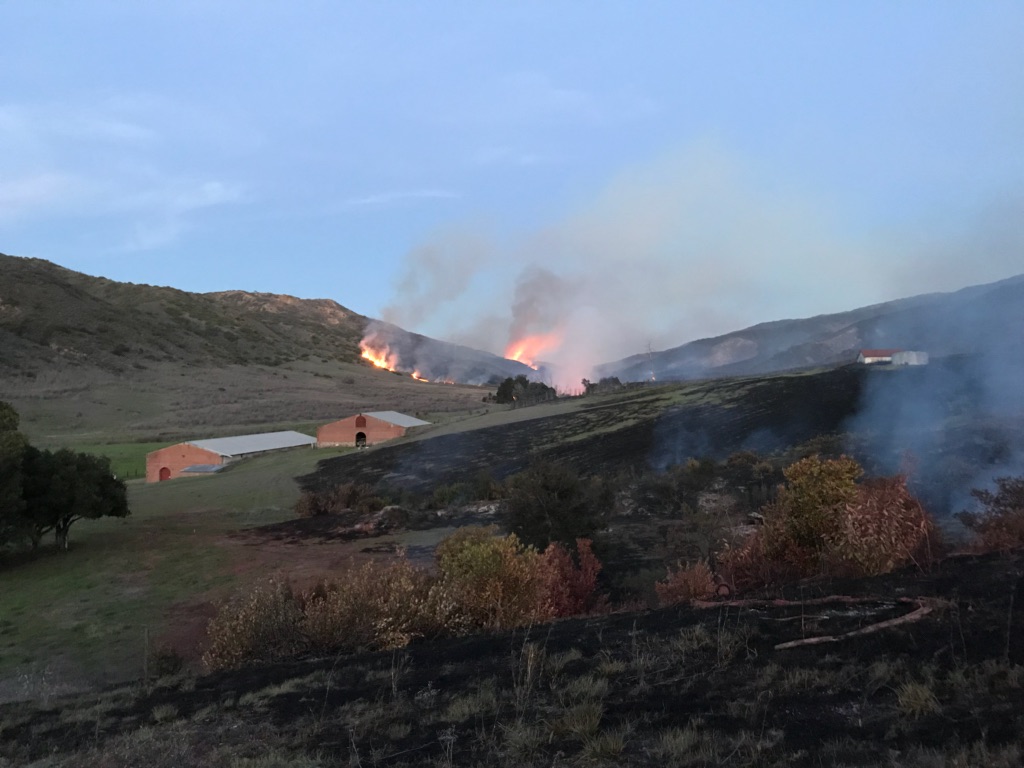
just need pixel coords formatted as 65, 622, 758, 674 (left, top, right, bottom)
2, 2, 1023, 371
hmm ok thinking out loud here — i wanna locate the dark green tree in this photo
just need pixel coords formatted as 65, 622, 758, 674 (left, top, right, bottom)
22, 447, 129, 551
504, 462, 613, 549
0, 402, 28, 549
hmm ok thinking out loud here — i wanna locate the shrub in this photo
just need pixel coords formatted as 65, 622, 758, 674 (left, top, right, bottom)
717, 528, 807, 592
435, 526, 546, 630
768, 454, 861, 555
430, 482, 465, 510
539, 538, 603, 617
203, 579, 305, 671
654, 559, 716, 606
957, 475, 1024, 553
718, 458, 936, 590
504, 462, 613, 549
302, 560, 463, 651
205, 529, 606, 670
834, 476, 937, 574
294, 482, 385, 518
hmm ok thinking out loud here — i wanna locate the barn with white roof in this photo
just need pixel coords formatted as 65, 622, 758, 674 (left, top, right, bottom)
317, 411, 431, 448
145, 430, 316, 482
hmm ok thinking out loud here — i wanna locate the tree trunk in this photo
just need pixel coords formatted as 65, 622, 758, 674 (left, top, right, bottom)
55, 522, 70, 552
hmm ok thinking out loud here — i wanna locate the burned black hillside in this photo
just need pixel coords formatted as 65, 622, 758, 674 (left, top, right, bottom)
301, 360, 1020, 518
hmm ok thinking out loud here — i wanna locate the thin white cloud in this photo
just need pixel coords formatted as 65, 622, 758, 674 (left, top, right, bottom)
0, 172, 89, 223
121, 180, 244, 252
0, 95, 250, 249
341, 189, 461, 207
0, 102, 157, 146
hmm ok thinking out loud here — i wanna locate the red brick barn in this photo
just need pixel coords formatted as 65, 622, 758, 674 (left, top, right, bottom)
145, 430, 317, 482
317, 411, 431, 448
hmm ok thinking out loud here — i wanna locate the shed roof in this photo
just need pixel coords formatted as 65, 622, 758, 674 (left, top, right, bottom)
180, 464, 228, 474
188, 430, 316, 457
363, 411, 432, 429
859, 349, 903, 357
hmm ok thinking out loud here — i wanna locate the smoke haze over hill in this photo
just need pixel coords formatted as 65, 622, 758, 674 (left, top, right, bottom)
377, 146, 1024, 389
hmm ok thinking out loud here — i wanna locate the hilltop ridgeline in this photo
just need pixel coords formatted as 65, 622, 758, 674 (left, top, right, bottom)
0, 254, 532, 385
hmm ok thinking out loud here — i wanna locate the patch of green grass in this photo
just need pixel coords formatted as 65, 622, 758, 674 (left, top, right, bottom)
68, 442, 170, 480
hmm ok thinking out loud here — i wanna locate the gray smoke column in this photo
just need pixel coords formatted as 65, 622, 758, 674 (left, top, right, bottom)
842, 276, 1024, 517
381, 228, 492, 330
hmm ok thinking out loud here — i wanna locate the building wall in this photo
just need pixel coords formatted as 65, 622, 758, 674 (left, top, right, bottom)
892, 351, 929, 366
317, 415, 408, 447
145, 444, 224, 483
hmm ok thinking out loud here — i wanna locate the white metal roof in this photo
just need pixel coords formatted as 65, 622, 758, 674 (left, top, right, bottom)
189, 430, 316, 457
363, 411, 432, 429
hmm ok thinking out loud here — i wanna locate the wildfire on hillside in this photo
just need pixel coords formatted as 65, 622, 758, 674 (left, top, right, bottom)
359, 337, 398, 372
504, 331, 563, 370
411, 371, 429, 382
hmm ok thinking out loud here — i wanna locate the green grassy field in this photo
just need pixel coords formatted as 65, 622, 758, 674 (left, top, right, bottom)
0, 445, 353, 696
64, 442, 170, 480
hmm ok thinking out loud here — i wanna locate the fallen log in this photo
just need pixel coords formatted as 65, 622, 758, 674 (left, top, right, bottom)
774, 600, 945, 650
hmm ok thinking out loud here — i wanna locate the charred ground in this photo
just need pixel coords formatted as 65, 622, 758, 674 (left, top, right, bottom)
301, 359, 1016, 518
3, 552, 1022, 767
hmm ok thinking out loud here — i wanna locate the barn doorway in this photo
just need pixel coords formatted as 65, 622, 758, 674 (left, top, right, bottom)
355, 432, 367, 448
159, 467, 171, 481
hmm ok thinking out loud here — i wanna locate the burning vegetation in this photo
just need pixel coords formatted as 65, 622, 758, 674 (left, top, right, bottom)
503, 330, 563, 371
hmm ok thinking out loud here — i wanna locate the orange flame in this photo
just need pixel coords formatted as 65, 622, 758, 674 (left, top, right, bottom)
411, 371, 428, 382
360, 339, 398, 372
504, 331, 562, 369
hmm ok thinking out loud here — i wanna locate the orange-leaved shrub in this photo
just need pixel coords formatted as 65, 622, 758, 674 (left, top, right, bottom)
718, 456, 936, 590
654, 559, 716, 606
957, 476, 1024, 553
834, 476, 937, 575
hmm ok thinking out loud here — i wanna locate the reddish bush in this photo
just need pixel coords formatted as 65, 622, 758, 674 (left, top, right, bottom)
654, 559, 716, 606
715, 458, 938, 592
539, 538, 603, 617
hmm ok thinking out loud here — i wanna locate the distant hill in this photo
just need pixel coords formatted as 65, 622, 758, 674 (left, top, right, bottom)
0, 253, 532, 385
599, 273, 1024, 381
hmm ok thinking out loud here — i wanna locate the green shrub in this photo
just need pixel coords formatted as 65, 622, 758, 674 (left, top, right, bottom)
435, 526, 546, 630
504, 462, 612, 549
768, 454, 861, 555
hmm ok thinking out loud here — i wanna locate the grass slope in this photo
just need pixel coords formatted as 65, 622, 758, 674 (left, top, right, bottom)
0, 446, 352, 698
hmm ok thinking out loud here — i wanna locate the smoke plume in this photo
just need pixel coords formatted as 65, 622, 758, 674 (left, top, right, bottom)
380, 142, 1024, 391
